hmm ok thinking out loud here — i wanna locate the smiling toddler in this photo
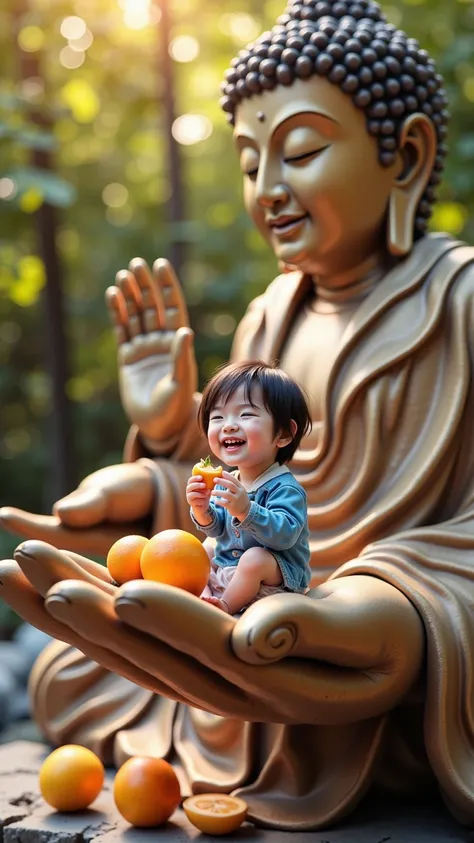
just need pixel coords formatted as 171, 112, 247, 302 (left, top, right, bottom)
186, 361, 312, 614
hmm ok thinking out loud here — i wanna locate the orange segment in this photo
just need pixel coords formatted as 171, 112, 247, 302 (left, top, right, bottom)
183, 794, 247, 835
192, 457, 223, 491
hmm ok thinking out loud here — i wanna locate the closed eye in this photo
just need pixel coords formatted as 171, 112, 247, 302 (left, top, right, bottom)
284, 146, 330, 165
244, 168, 258, 181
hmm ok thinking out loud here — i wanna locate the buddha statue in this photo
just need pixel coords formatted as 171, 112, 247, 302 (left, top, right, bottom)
2, 0, 474, 831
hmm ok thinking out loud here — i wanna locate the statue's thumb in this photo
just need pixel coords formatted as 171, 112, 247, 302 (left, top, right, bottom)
53, 487, 108, 528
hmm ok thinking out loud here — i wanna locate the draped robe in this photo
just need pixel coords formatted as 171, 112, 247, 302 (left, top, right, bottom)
32, 233, 474, 829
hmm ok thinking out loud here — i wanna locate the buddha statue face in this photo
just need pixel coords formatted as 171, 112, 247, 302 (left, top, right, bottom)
222, 0, 449, 276
234, 75, 401, 276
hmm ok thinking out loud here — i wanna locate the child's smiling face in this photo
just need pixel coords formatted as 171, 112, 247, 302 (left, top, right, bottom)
207, 383, 289, 476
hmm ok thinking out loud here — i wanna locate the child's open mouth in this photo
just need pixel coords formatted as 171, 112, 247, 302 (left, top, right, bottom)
222, 438, 246, 453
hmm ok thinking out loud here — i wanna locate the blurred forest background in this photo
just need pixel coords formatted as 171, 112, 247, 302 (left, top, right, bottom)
1, 0, 474, 617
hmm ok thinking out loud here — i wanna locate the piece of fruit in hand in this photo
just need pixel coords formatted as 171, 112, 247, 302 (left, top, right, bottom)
192, 456, 223, 490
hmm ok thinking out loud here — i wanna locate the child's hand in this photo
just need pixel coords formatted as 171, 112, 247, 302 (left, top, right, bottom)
186, 475, 211, 514
211, 471, 250, 521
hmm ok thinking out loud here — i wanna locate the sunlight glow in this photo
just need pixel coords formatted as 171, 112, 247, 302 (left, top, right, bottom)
172, 114, 213, 145
169, 35, 200, 63
218, 13, 260, 43
118, 0, 161, 30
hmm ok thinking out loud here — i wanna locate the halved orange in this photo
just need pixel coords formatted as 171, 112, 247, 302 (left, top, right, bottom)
192, 457, 223, 491
183, 794, 247, 835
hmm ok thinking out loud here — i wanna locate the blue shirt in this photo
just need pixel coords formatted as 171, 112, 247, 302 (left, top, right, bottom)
191, 463, 312, 593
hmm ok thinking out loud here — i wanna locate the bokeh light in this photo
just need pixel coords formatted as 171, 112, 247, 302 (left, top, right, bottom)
118, 0, 160, 30
213, 314, 236, 336
68, 29, 94, 52
60, 79, 100, 122
0, 322, 21, 345
105, 205, 133, 226
18, 77, 45, 102
169, 35, 200, 63
431, 203, 468, 235
218, 13, 260, 42
60, 46, 86, 69
19, 189, 43, 214
60, 16, 87, 40
17, 26, 45, 53
172, 114, 212, 145
102, 183, 129, 208
0, 179, 17, 200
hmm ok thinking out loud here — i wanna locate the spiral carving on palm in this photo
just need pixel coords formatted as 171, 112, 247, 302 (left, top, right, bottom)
231, 599, 299, 665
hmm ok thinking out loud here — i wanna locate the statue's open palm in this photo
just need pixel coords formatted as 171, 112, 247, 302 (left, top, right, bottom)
107, 258, 197, 442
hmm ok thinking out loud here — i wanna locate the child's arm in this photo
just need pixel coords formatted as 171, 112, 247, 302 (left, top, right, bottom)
234, 484, 307, 551
213, 473, 307, 550
186, 475, 226, 536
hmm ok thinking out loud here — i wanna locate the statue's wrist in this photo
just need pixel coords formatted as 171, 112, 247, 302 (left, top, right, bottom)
138, 430, 182, 456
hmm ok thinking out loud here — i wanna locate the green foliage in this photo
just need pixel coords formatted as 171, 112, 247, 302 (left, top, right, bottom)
1, 0, 474, 631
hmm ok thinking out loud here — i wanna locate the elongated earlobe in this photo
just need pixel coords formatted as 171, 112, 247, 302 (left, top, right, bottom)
387, 114, 437, 257
388, 187, 414, 256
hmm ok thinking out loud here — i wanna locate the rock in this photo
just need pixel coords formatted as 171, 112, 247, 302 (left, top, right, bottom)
12, 625, 52, 675
9, 688, 31, 722
0, 741, 46, 833
0, 641, 32, 685
0, 667, 19, 730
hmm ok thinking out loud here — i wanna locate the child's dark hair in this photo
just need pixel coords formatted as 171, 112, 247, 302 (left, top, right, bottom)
199, 360, 312, 465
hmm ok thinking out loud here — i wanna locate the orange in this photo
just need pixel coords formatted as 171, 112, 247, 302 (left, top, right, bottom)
107, 535, 149, 584
192, 456, 223, 491
39, 745, 105, 812
113, 756, 181, 827
140, 529, 210, 596
183, 794, 248, 835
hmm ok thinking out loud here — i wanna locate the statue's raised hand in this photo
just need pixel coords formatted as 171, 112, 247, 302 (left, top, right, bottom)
108, 258, 197, 443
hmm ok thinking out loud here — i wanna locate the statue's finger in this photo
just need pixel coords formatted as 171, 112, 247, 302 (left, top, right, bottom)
115, 269, 143, 337
45, 580, 216, 710
0, 560, 107, 655
129, 257, 166, 331
14, 540, 116, 598
105, 286, 129, 344
53, 487, 107, 527
65, 550, 115, 584
114, 581, 273, 721
171, 327, 196, 386
116, 582, 393, 724
152, 259, 189, 329
0, 566, 160, 693
0, 562, 169, 718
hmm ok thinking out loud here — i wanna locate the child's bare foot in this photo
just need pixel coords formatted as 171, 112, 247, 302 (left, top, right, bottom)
201, 596, 230, 613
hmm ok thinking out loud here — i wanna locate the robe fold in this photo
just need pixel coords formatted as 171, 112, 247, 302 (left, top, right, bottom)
33, 234, 474, 828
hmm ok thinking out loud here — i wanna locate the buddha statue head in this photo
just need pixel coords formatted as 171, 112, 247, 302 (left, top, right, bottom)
220, 0, 449, 277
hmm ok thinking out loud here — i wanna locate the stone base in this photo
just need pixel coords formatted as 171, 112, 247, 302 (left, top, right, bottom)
0, 741, 471, 842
